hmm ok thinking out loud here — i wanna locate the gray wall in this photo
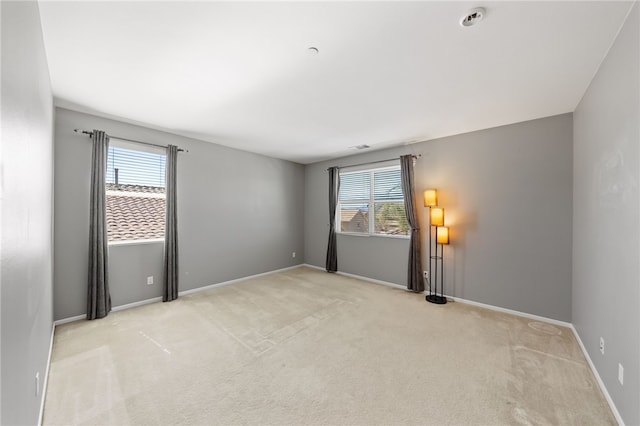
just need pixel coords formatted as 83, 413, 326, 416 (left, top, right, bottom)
305, 114, 573, 322
573, 3, 639, 424
54, 108, 305, 320
1, 2, 54, 424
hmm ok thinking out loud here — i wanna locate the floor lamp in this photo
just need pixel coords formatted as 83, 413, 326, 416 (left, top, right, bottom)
423, 190, 438, 300
434, 226, 450, 304
426, 206, 447, 304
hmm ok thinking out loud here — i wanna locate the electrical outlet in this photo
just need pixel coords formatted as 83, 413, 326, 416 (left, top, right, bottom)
147, 276, 154, 285
292, 252, 296, 258
423, 271, 429, 280
35, 372, 40, 397
618, 363, 624, 385
599, 337, 605, 354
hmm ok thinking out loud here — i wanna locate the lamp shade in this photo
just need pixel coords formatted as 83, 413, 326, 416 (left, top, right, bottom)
436, 226, 450, 245
423, 189, 437, 207
430, 207, 444, 226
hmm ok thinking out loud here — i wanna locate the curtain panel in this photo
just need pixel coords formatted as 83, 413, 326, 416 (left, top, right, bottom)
326, 167, 339, 272
400, 155, 423, 292
163, 144, 179, 302
87, 130, 112, 319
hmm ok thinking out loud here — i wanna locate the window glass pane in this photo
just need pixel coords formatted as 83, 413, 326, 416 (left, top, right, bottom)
337, 164, 408, 238
339, 203, 369, 233
106, 146, 166, 243
374, 201, 409, 235
339, 171, 371, 202
373, 168, 403, 200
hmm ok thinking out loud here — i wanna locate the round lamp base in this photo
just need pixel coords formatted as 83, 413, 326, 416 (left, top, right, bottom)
426, 295, 447, 305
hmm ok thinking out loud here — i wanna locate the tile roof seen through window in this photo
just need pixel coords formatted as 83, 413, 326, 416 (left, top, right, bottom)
106, 184, 165, 242
106, 183, 165, 194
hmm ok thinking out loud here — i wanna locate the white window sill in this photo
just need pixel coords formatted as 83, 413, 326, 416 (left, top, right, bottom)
108, 238, 164, 247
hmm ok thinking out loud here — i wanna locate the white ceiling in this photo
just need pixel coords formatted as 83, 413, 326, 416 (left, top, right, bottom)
38, 1, 633, 164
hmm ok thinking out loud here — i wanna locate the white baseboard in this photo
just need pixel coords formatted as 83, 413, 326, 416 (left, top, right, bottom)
305, 264, 569, 325
53, 264, 306, 325
38, 323, 55, 426
446, 295, 572, 328
337, 271, 407, 291
113, 297, 163, 313
302, 263, 324, 271
53, 314, 85, 326
570, 325, 624, 426
302, 264, 409, 291
55, 297, 168, 325
179, 264, 304, 297
304, 264, 572, 328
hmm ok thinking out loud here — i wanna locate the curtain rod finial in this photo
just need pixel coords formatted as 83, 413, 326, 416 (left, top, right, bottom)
74, 128, 92, 136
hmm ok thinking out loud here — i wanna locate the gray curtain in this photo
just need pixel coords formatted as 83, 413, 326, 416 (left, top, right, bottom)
87, 130, 111, 320
163, 145, 179, 302
400, 155, 424, 292
326, 167, 339, 272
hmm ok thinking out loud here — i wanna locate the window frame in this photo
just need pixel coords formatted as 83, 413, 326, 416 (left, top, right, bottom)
336, 163, 409, 239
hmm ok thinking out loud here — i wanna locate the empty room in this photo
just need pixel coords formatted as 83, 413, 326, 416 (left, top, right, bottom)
2, 1, 639, 425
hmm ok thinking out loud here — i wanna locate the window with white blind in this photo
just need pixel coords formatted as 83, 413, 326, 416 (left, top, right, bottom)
105, 141, 166, 243
338, 164, 409, 237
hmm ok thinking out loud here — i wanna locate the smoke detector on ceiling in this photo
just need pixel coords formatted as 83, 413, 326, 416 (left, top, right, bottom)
460, 7, 485, 27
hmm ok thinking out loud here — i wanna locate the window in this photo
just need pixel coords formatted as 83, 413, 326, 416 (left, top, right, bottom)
338, 164, 409, 236
105, 141, 166, 243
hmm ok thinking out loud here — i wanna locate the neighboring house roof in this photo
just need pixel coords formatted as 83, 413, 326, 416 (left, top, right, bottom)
340, 209, 365, 223
106, 183, 165, 194
340, 209, 368, 233
106, 185, 165, 242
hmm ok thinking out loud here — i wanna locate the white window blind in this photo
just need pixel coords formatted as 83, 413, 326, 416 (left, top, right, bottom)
338, 165, 409, 236
107, 145, 166, 188
105, 143, 167, 243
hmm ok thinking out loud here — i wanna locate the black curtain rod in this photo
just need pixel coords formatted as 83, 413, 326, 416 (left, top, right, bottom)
327, 154, 419, 171
74, 129, 188, 153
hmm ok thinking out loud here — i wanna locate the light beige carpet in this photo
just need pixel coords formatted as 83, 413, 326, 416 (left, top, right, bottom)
44, 267, 615, 425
